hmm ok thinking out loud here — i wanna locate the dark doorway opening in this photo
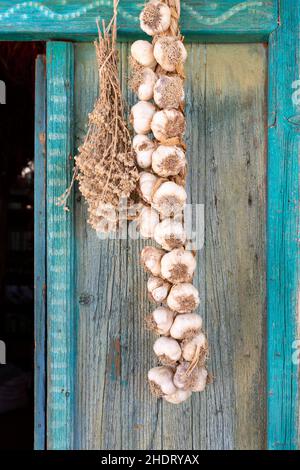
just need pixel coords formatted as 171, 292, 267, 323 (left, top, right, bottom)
0, 42, 45, 450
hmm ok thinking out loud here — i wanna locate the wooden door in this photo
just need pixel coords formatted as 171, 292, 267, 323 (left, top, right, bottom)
72, 42, 267, 450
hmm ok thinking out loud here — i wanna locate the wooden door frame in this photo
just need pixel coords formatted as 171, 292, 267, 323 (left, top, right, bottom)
0, 0, 298, 450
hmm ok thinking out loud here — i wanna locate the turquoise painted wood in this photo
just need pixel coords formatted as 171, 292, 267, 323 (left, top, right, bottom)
267, 0, 300, 450
0, 0, 277, 41
34, 54, 46, 451
46, 42, 76, 450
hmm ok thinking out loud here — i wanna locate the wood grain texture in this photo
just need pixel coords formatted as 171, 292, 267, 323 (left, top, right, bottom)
267, 0, 300, 450
72, 42, 267, 450
0, 0, 278, 41
34, 54, 46, 450
46, 42, 76, 450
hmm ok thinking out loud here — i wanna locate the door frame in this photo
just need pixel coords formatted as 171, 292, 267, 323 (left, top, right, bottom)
0, 0, 298, 450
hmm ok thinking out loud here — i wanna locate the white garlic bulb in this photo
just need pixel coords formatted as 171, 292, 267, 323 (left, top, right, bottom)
154, 218, 186, 251
153, 337, 181, 365
131, 40, 157, 68
161, 248, 196, 284
137, 68, 157, 101
173, 363, 207, 391
154, 75, 185, 109
140, 1, 171, 36
139, 206, 160, 238
141, 246, 165, 277
148, 366, 177, 397
133, 135, 155, 169
145, 307, 175, 335
167, 283, 200, 313
152, 181, 187, 217
170, 313, 202, 340
182, 332, 208, 362
131, 101, 156, 134
191, 367, 208, 392
153, 36, 187, 72
164, 389, 192, 404
147, 276, 171, 303
151, 109, 185, 142
152, 145, 186, 177
139, 171, 158, 203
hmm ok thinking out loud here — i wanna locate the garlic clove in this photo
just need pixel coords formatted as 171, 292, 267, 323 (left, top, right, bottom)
164, 389, 192, 404
181, 332, 208, 363
161, 248, 196, 284
152, 145, 186, 177
139, 206, 160, 238
173, 362, 207, 392
133, 134, 155, 169
153, 336, 181, 366
147, 276, 171, 303
152, 181, 187, 217
145, 307, 175, 335
167, 283, 200, 313
137, 68, 157, 101
140, 1, 171, 36
154, 218, 186, 251
148, 366, 177, 397
131, 101, 156, 135
153, 75, 185, 109
141, 246, 165, 277
170, 313, 202, 340
131, 40, 157, 68
151, 109, 185, 142
153, 36, 187, 72
139, 171, 158, 203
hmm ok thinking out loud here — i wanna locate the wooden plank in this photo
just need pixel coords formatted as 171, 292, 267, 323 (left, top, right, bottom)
0, 1, 277, 41
34, 54, 46, 451
46, 42, 76, 450
73, 42, 267, 450
204, 44, 267, 450
267, 0, 300, 450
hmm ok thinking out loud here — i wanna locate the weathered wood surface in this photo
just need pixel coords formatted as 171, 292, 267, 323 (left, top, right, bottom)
73, 42, 267, 450
267, 0, 300, 450
34, 54, 46, 450
46, 42, 76, 450
0, 1, 277, 41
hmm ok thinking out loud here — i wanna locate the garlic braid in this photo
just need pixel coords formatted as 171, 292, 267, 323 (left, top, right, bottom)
131, 1, 210, 404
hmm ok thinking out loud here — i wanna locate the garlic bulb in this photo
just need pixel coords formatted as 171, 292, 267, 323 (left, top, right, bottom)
181, 332, 208, 362
131, 40, 157, 68
170, 313, 202, 340
154, 218, 186, 251
137, 68, 157, 101
152, 145, 186, 177
140, 1, 171, 36
154, 76, 184, 109
152, 181, 187, 217
164, 389, 192, 404
153, 337, 181, 365
139, 206, 159, 238
147, 276, 171, 303
133, 135, 155, 169
151, 109, 185, 142
131, 101, 156, 134
173, 363, 207, 391
148, 366, 177, 397
167, 283, 200, 313
139, 171, 158, 203
145, 307, 175, 335
141, 246, 165, 277
161, 248, 196, 284
153, 36, 187, 72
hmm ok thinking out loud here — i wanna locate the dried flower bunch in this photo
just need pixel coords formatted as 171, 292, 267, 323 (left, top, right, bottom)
131, 0, 210, 404
75, 1, 139, 232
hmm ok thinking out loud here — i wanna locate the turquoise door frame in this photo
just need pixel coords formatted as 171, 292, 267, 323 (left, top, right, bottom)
0, 0, 299, 450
